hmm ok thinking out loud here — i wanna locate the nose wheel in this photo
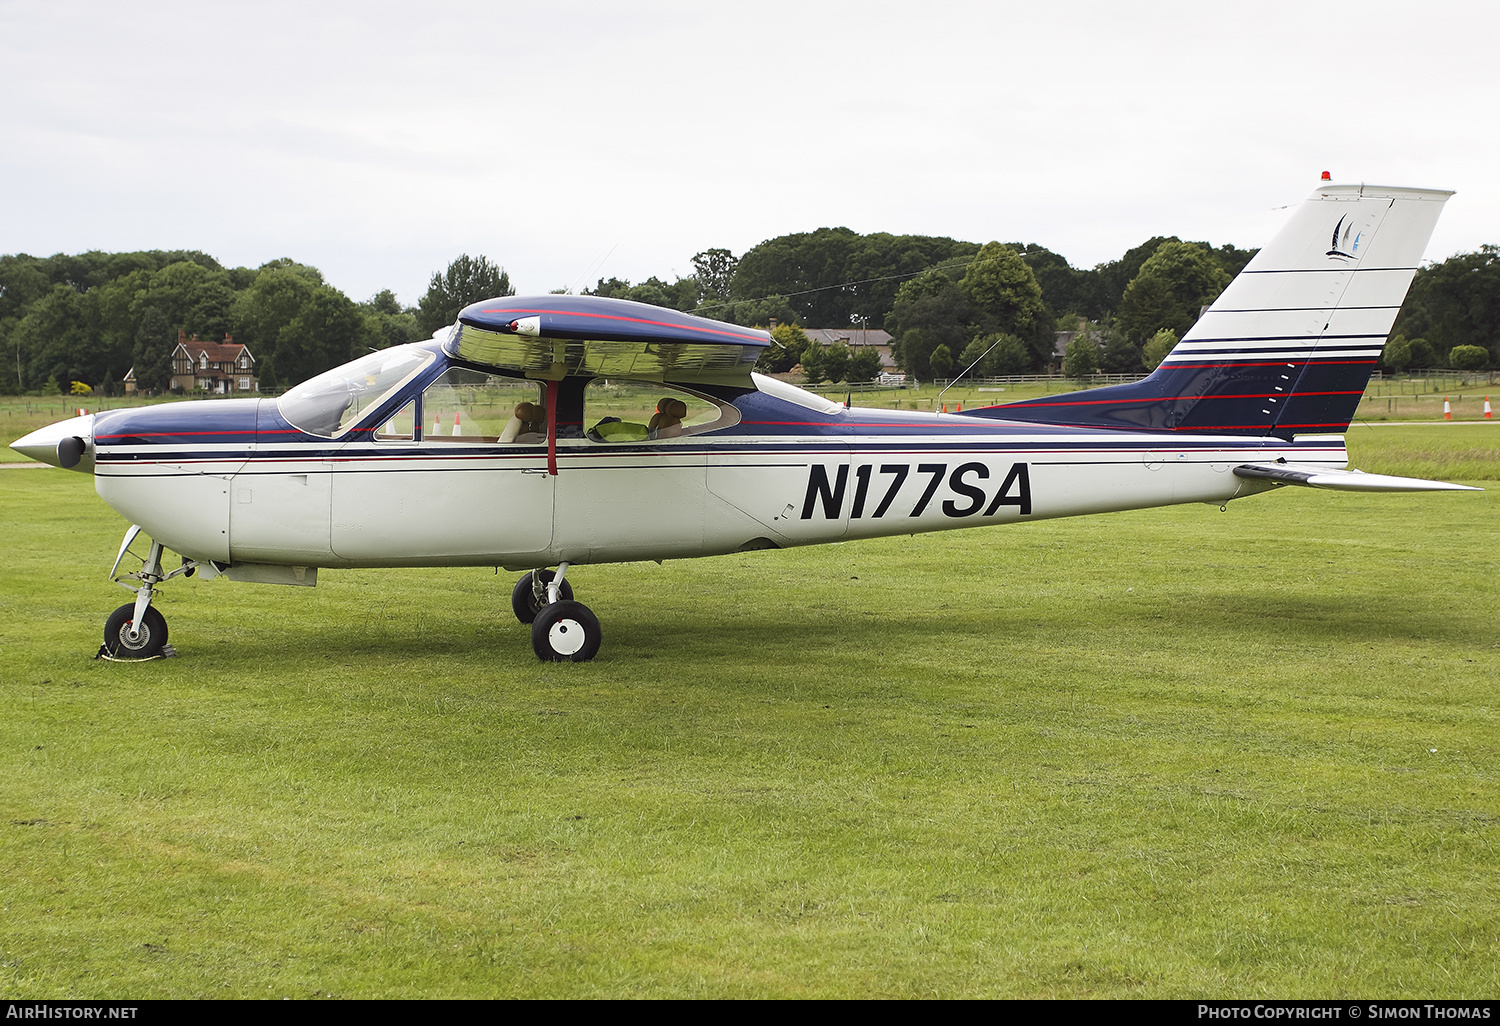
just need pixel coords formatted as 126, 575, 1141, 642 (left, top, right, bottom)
514, 563, 601, 661
103, 603, 169, 659
97, 529, 198, 660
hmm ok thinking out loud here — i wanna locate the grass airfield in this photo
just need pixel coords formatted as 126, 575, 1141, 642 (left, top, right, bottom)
0, 426, 1496, 998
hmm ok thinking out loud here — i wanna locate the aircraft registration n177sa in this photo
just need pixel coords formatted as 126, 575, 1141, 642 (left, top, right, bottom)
11, 182, 1481, 662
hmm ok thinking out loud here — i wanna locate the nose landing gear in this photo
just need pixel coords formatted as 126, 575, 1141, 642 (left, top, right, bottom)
98, 526, 201, 660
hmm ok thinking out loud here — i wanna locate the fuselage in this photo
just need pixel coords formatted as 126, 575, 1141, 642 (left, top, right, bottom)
66, 342, 1335, 573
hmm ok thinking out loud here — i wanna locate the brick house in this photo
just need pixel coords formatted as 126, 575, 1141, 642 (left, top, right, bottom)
169, 331, 258, 394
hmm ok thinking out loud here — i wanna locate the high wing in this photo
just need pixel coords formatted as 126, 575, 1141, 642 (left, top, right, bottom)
448, 295, 770, 386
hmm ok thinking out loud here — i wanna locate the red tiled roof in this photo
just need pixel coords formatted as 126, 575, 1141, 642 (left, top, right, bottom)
186, 342, 252, 364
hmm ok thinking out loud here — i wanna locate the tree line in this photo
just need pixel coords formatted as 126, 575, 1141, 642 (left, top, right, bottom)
0, 250, 513, 396
589, 228, 1496, 380
586, 231, 1260, 380
5, 228, 1495, 396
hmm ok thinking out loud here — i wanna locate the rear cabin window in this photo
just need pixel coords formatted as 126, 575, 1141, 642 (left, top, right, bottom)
576, 380, 738, 443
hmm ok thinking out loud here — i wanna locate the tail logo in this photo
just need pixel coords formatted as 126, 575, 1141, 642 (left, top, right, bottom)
1327, 214, 1362, 261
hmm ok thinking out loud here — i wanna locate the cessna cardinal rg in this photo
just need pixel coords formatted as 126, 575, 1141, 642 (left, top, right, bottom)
12, 182, 1481, 661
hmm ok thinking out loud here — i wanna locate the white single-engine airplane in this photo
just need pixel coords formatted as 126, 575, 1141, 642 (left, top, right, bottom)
12, 182, 1481, 661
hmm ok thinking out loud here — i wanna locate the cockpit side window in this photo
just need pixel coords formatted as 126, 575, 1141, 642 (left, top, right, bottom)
575, 379, 739, 443
376, 400, 416, 441
422, 369, 546, 443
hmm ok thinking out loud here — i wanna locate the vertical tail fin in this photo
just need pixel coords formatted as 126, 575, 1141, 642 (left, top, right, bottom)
972, 183, 1452, 438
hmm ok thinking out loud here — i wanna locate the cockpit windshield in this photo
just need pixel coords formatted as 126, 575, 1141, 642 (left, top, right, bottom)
278, 345, 434, 437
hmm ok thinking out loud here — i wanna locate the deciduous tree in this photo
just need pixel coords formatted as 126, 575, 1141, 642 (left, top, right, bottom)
361, 290, 420, 350
885, 270, 972, 381
131, 308, 173, 393
16, 284, 91, 392
929, 343, 954, 380
1064, 334, 1099, 380
1097, 326, 1144, 374
1116, 241, 1229, 343
1381, 334, 1412, 371
847, 348, 883, 383
691, 249, 738, 307
958, 332, 1028, 377
274, 286, 370, 386
1408, 337, 1438, 369
821, 341, 850, 384
758, 322, 810, 373
1449, 344, 1489, 370
417, 255, 512, 336
959, 243, 1053, 366
1395, 245, 1500, 367
1142, 328, 1179, 371
732, 227, 980, 329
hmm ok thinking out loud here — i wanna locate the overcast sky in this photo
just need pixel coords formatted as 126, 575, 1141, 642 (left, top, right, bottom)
4, 0, 1497, 307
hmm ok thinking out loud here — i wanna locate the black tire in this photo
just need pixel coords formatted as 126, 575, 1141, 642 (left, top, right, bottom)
531, 600, 601, 662
511, 569, 574, 624
103, 603, 168, 659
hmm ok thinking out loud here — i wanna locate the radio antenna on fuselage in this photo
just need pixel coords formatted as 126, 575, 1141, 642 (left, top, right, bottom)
937, 332, 1011, 408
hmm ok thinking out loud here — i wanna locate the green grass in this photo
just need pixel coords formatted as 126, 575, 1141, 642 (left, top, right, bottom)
0, 430, 1496, 998
1347, 422, 1500, 479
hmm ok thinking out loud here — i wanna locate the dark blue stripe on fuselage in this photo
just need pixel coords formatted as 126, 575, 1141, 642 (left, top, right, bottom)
89, 352, 1333, 473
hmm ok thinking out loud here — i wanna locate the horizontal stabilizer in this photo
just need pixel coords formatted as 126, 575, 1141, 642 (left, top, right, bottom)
1233, 463, 1481, 492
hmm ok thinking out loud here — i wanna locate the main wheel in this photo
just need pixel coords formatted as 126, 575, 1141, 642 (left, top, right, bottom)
511, 569, 574, 624
531, 600, 601, 662
103, 603, 168, 659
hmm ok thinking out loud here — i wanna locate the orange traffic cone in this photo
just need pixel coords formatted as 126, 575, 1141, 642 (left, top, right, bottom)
452, 410, 463, 436
432, 409, 443, 436
956, 402, 963, 412
1485, 397, 1493, 420
1443, 397, 1452, 420
76, 408, 88, 416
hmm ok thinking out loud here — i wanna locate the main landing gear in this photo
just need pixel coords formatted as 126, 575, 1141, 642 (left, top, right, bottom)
99, 526, 199, 660
511, 562, 601, 662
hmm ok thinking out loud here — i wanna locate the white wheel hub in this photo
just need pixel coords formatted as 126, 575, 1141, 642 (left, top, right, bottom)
548, 618, 586, 655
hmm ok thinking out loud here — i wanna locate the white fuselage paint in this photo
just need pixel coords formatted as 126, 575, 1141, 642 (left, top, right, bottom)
89, 422, 1340, 571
